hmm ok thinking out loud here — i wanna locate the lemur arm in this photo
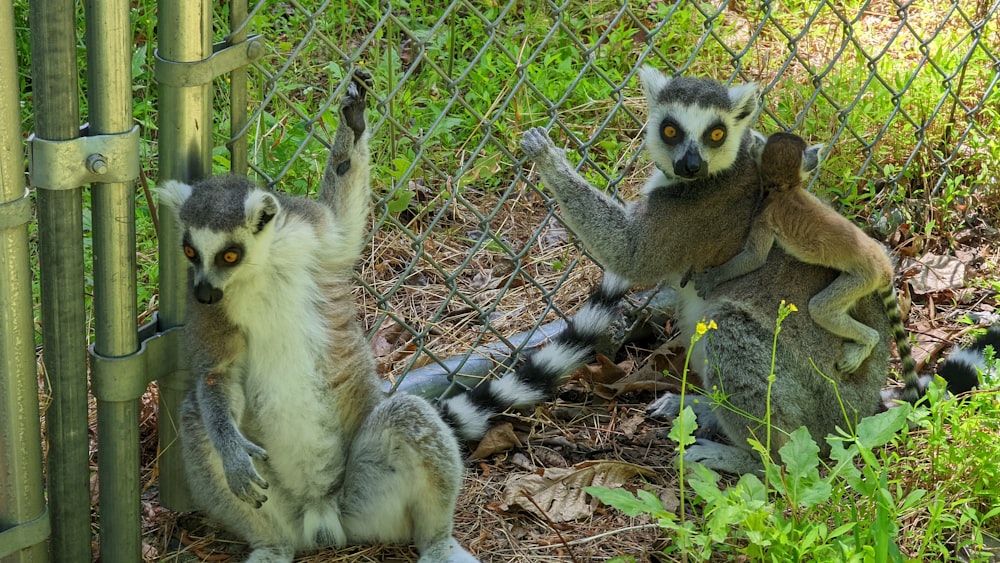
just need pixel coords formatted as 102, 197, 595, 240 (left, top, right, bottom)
319, 70, 373, 263
521, 127, 638, 273
690, 216, 774, 298
196, 368, 270, 508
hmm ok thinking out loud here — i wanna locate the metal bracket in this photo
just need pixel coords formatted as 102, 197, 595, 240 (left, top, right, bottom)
0, 188, 32, 230
0, 506, 50, 558
27, 124, 140, 191
155, 35, 265, 88
90, 313, 188, 403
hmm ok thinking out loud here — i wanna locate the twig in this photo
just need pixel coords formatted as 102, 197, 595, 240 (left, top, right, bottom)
519, 491, 580, 563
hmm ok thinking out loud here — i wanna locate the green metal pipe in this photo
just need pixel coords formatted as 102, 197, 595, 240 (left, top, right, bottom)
85, 0, 141, 560
27, 0, 89, 561
229, 0, 249, 174
155, 0, 213, 511
0, 3, 47, 562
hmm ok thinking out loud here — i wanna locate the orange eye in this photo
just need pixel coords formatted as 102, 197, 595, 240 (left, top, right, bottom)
222, 251, 239, 264
663, 125, 677, 138
183, 245, 196, 258
710, 128, 725, 142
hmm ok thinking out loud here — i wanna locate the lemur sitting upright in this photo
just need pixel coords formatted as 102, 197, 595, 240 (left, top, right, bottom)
159, 70, 627, 562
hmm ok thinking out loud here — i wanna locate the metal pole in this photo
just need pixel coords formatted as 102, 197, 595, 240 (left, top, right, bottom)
229, 0, 249, 174
85, 0, 141, 560
0, 2, 47, 561
156, 0, 213, 511
27, 0, 90, 561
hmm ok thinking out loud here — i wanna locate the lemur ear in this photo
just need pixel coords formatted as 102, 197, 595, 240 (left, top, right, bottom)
801, 143, 826, 175
245, 191, 280, 234
638, 65, 670, 106
154, 180, 193, 212
727, 82, 759, 122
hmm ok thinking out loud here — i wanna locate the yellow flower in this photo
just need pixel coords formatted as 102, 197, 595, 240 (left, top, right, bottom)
696, 318, 718, 335
788, 303, 798, 312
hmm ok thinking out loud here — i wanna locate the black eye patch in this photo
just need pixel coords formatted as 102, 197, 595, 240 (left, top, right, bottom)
702, 122, 727, 148
214, 245, 244, 268
659, 118, 684, 146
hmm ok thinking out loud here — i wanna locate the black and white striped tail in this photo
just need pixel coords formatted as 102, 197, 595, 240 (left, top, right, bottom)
438, 273, 631, 441
880, 286, 922, 403
936, 325, 1000, 396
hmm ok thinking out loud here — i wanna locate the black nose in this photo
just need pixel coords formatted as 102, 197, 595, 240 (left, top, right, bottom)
674, 149, 706, 179
194, 282, 224, 304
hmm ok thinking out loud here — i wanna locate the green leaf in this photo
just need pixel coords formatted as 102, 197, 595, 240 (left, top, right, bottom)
668, 405, 698, 448
585, 486, 662, 518
856, 403, 910, 449
780, 426, 822, 476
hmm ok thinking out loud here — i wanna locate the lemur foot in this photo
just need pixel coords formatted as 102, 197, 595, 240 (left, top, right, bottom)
221, 435, 270, 508
836, 340, 875, 375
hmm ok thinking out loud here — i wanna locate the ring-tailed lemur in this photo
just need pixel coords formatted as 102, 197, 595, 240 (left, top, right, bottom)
686, 132, 922, 402
158, 70, 625, 563
522, 66, 897, 474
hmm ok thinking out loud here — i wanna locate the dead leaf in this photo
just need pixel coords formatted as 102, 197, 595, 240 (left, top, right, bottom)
619, 412, 645, 437
469, 423, 522, 460
906, 253, 966, 294
578, 354, 631, 385
499, 461, 654, 523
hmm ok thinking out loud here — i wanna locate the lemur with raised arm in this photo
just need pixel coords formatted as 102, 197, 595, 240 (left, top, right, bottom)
521, 66, 902, 474
159, 71, 626, 563
687, 131, 921, 402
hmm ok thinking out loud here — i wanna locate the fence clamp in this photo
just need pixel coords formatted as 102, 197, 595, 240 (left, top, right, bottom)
0, 506, 50, 558
90, 313, 189, 403
0, 188, 32, 230
27, 124, 140, 191
156, 35, 265, 87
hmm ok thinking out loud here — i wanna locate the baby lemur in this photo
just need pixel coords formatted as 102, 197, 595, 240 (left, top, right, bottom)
160, 70, 626, 563
688, 132, 921, 401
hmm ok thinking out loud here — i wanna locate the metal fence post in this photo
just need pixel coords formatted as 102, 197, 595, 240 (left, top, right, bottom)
0, 2, 48, 561
155, 0, 214, 511
26, 0, 90, 561
228, 0, 250, 174
85, 0, 142, 559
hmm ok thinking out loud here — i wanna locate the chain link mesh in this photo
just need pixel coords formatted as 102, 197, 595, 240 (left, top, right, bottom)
213, 0, 999, 394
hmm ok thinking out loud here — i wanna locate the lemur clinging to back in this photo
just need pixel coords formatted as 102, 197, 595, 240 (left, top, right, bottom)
158, 70, 626, 563
687, 131, 921, 402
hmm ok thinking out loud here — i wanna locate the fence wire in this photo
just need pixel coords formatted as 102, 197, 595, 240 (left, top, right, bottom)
214, 0, 998, 394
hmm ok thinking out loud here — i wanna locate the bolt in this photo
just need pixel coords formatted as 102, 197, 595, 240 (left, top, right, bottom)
87, 154, 108, 175
247, 38, 264, 61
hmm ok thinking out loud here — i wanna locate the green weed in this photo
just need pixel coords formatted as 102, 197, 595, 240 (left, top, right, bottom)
589, 316, 1000, 563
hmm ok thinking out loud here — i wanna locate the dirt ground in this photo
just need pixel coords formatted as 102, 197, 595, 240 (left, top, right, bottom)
108, 165, 1000, 562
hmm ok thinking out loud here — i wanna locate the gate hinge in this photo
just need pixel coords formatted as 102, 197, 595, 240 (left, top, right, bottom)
155, 35, 265, 88
27, 123, 140, 191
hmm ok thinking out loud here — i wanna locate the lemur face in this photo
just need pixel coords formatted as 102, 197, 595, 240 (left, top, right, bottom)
639, 68, 758, 182
158, 177, 279, 304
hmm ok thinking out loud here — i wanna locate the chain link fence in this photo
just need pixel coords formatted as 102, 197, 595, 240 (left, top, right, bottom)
213, 0, 998, 391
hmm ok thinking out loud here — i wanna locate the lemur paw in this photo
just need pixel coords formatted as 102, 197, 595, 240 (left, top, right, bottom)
222, 436, 270, 508
341, 68, 372, 139
521, 127, 556, 161
687, 269, 716, 299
